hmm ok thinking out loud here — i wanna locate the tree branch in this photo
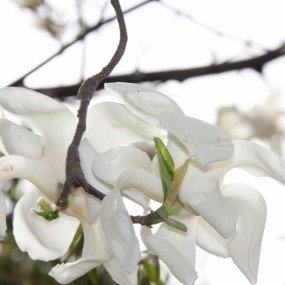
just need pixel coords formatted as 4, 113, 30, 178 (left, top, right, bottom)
56, 0, 127, 209
9, 0, 154, 88
35, 43, 285, 99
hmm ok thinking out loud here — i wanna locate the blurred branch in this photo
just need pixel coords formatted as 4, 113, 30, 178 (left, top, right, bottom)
161, 1, 266, 50
9, 0, 155, 87
35, 43, 285, 98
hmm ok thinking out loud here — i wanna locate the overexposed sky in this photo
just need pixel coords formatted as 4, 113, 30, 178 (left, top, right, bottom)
1, 1, 285, 284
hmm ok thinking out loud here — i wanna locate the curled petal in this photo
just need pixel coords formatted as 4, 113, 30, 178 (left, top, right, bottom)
50, 218, 112, 284
232, 140, 285, 183
141, 216, 198, 285
0, 87, 76, 141
13, 190, 79, 261
208, 140, 285, 184
0, 190, 6, 240
180, 178, 238, 239
105, 260, 138, 285
0, 155, 58, 199
118, 169, 164, 203
79, 139, 109, 222
0, 87, 69, 113
79, 139, 108, 193
159, 112, 234, 165
0, 119, 44, 159
86, 102, 163, 153
105, 82, 184, 126
92, 146, 152, 186
224, 183, 266, 284
167, 134, 189, 168
49, 257, 108, 284
100, 188, 141, 272
196, 218, 229, 258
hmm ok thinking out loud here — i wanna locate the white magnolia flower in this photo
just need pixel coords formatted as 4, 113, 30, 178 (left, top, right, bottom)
1, 83, 285, 285
91, 82, 285, 285
0, 87, 147, 284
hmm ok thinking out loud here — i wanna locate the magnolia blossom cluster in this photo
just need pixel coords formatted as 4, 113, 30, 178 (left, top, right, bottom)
0, 83, 285, 285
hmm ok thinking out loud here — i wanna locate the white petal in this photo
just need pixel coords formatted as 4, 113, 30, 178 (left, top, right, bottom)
180, 178, 238, 238
79, 139, 109, 222
105, 82, 184, 127
86, 102, 163, 153
0, 119, 44, 159
0, 155, 59, 200
0, 190, 7, 240
81, 218, 112, 259
141, 216, 198, 285
50, 217, 112, 284
207, 140, 285, 185
118, 169, 164, 203
100, 188, 141, 272
159, 112, 234, 165
196, 218, 229, 257
105, 259, 138, 285
79, 139, 108, 192
49, 257, 108, 284
66, 189, 111, 259
0, 87, 76, 139
13, 190, 79, 261
224, 183, 266, 284
92, 146, 152, 186
167, 133, 189, 168
232, 140, 285, 183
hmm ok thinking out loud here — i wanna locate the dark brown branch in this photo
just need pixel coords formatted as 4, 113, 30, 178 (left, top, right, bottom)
35, 44, 285, 99
9, 0, 154, 88
56, 0, 127, 208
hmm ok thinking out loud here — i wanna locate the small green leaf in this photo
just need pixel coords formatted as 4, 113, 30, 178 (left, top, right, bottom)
33, 197, 59, 221
154, 137, 175, 198
164, 217, 188, 232
143, 261, 159, 281
163, 159, 190, 209
33, 209, 59, 221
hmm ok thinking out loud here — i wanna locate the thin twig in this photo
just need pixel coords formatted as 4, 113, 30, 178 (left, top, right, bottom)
56, 0, 127, 208
9, 0, 154, 88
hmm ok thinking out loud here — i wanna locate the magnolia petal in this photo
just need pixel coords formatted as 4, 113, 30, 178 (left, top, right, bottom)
81, 218, 112, 259
207, 140, 285, 185
92, 146, 152, 186
167, 133, 189, 168
159, 112, 234, 166
13, 190, 79, 261
79, 139, 108, 192
100, 188, 141, 272
105, 259, 138, 285
0, 190, 6, 240
180, 177, 238, 239
0, 87, 68, 113
196, 218, 229, 258
86, 102, 163, 153
232, 140, 285, 183
224, 183, 266, 284
0, 119, 44, 159
141, 215, 198, 285
118, 169, 164, 203
105, 82, 184, 126
49, 217, 112, 284
0, 155, 59, 200
66, 191, 112, 260
79, 139, 109, 222
49, 257, 108, 284
0, 87, 76, 139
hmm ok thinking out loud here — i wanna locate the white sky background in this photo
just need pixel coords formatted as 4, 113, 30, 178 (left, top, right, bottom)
1, 0, 285, 284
